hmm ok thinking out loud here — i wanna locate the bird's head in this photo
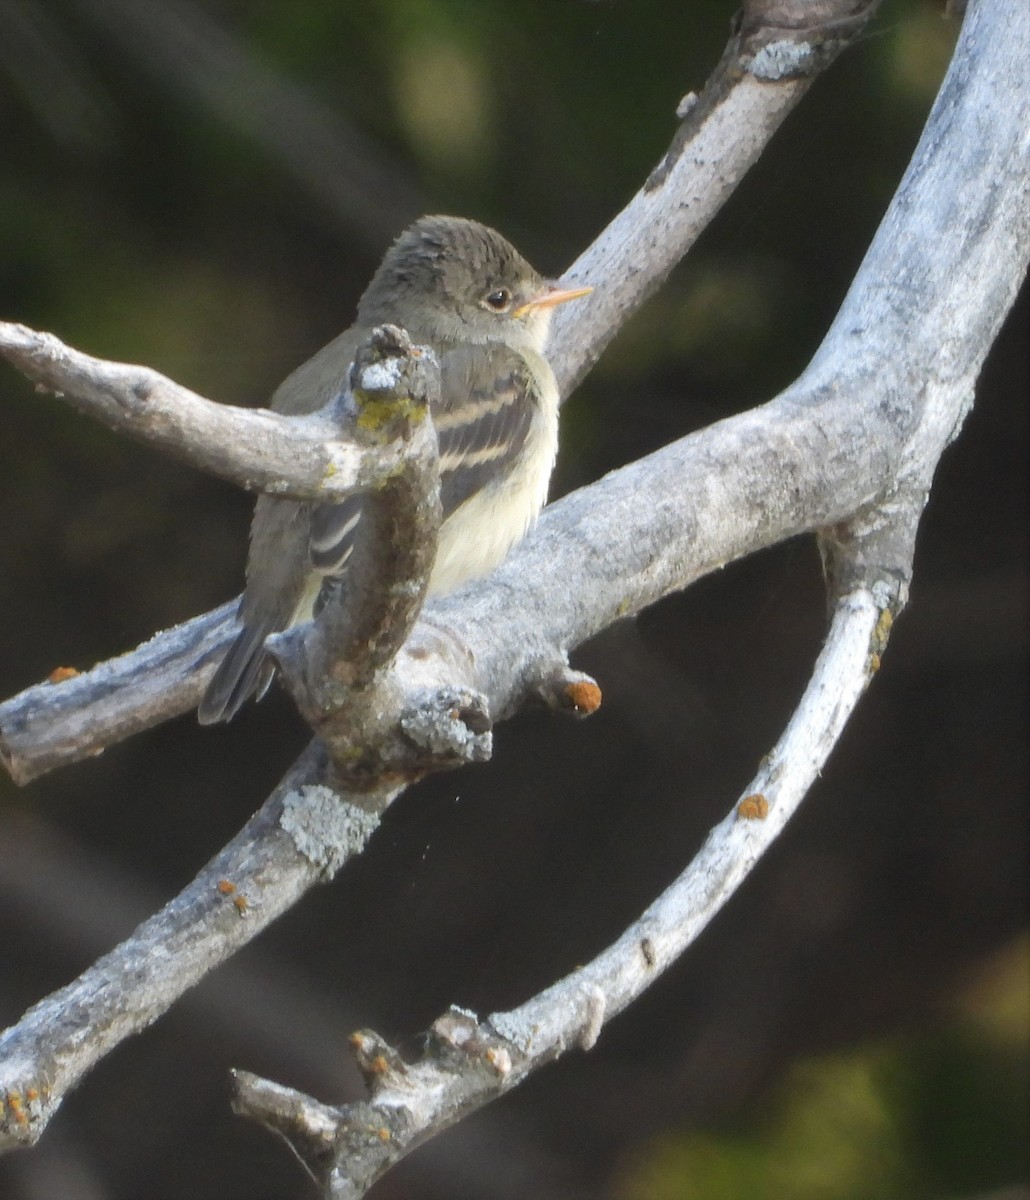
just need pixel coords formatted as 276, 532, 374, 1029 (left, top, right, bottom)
357, 215, 591, 352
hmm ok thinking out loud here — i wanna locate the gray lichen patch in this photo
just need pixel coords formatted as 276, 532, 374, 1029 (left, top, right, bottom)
279, 785, 380, 875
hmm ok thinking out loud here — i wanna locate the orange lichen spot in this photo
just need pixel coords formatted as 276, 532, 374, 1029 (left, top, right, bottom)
369, 1055, 389, 1076
565, 679, 602, 714
348, 1032, 363, 1049
737, 793, 769, 820
875, 608, 894, 642
869, 652, 882, 674
216, 879, 236, 895
485, 1046, 512, 1076
233, 894, 249, 916
5, 1093, 28, 1128
47, 666, 79, 684
24, 1088, 39, 1103
377, 1127, 392, 1141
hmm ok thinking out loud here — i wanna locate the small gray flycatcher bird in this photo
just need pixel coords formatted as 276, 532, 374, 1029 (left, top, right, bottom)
198, 215, 591, 723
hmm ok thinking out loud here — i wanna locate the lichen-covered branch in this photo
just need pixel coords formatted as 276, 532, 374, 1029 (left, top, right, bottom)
0, 320, 417, 501
229, 574, 897, 1198
2, 0, 1027, 1173
0, 743, 346, 1148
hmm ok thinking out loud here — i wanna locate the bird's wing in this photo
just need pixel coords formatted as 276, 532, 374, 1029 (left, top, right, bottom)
309, 492, 364, 575
308, 492, 364, 617
199, 342, 541, 723
434, 341, 537, 515
304, 343, 536, 603
198, 496, 312, 723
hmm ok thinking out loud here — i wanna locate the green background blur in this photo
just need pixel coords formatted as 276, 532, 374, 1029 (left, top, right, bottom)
1, 3, 1026, 1198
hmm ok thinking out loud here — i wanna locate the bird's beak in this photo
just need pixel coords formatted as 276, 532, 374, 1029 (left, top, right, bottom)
513, 283, 593, 319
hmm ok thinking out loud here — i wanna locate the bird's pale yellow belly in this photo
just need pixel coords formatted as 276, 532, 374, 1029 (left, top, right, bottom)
428, 394, 558, 595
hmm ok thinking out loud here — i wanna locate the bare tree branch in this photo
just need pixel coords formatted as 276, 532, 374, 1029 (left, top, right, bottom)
0, 321, 424, 502
0, 373, 896, 785
227, 1, 1030, 1184
0, 0, 882, 783
3, 0, 1027, 1181
0, 811, 366, 1097
0, 743, 349, 1148
229, 573, 894, 1198
549, 0, 882, 394
0, 600, 234, 785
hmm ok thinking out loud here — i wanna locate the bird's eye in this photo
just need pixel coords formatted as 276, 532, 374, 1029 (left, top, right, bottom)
483, 288, 512, 312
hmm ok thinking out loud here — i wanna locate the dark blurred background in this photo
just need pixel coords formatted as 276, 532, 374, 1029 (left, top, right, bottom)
1, 2, 1026, 1198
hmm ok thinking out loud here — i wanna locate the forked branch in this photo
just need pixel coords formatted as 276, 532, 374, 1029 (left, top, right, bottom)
230, 567, 898, 1199
0, 0, 880, 784
2, 1, 1027, 1185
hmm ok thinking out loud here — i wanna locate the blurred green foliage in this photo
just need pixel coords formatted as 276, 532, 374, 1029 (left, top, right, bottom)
617, 939, 1029, 1200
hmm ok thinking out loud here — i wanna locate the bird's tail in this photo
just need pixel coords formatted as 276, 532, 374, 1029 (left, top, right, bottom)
197, 620, 277, 724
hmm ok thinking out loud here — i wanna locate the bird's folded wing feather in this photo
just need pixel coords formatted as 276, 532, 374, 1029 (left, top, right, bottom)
307, 341, 537, 586
434, 340, 537, 514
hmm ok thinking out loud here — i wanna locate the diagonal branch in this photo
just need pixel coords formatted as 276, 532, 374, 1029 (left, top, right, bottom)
0, 360, 922, 786
0, 743, 347, 1148
548, 0, 883, 395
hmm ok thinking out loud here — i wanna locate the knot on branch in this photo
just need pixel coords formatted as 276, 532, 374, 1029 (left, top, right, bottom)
735, 1, 878, 80
720, 1, 873, 83
349, 1010, 515, 1100
349, 324, 439, 442
399, 686, 492, 767
349, 1029, 410, 1091
533, 662, 603, 717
